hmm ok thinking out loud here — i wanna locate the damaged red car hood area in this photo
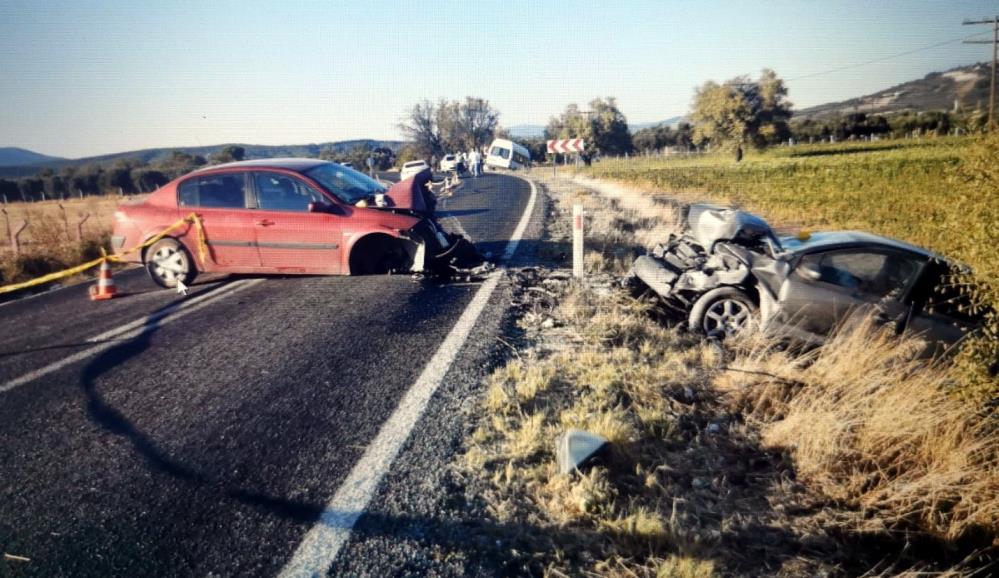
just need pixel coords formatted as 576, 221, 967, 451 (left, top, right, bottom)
383, 170, 435, 215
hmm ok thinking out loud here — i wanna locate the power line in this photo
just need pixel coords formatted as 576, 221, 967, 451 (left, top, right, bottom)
962, 16, 998, 129
648, 32, 993, 115
787, 31, 991, 82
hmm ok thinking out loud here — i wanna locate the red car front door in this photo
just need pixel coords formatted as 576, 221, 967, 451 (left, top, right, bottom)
177, 172, 261, 271
249, 171, 344, 274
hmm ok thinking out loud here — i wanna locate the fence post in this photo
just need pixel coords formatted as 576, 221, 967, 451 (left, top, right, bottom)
11, 219, 28, 255
572, 204, 584, 279
58, 203, 70, 240
1, 208, 9, 246
76, 213, 90, 242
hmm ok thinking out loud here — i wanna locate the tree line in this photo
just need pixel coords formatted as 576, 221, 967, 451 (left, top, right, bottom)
7, 70, 990, 203
0, 142, 399, 203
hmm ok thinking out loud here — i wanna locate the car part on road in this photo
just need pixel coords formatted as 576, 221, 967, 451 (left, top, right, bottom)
145, 238, 197, 289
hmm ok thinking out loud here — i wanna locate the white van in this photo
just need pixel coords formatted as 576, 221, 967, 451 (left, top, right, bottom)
485, 138, 531, 170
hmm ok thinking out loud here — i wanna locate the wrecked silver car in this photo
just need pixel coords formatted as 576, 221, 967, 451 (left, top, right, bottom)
629, 204, 981, 351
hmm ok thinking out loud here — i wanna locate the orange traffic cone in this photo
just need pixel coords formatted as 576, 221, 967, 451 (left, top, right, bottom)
89, 260, 118, 301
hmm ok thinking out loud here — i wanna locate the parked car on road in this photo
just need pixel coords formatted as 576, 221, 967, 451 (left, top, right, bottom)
439, 154, 458, 172
400, 160, 430, 182
629, 204, 982, 354
112, 159, 477, 288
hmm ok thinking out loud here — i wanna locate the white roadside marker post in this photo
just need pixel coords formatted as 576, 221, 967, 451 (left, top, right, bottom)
573, 203, 584, 279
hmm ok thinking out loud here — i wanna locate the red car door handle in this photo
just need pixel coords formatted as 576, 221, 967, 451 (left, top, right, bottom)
255, 219, 275, 227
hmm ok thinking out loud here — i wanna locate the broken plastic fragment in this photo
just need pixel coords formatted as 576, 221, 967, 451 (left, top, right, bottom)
556, 429, 609, 474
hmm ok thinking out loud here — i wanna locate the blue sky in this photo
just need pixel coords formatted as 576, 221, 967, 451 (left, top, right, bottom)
1, 0, 995, 158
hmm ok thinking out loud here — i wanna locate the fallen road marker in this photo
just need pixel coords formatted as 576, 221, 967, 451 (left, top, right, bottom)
279, 176, 538, 578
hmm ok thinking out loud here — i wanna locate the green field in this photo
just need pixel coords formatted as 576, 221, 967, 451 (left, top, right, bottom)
587, 137, 978, 253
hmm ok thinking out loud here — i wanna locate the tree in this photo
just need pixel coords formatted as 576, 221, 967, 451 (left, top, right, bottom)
131, 168, 169, 192
42, 175, 67, 199
398, 100, 447, 159
158, 151, 207, 178
18, 177, 43, 201
632, 122, 695, 152
690, 69, 792, 154
458, 97, 500, 150
214, 145, 246, 164
0, 179, 20, 202
546, 97, 633, 162
399, 97, 501, 158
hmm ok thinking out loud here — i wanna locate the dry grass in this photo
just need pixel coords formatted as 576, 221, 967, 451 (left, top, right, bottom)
718, 318, 999, 546
0, 196, 124, 286
459, 171, 997, 576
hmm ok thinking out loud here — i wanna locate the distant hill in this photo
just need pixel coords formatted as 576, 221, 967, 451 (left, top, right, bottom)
0, 140, 404, 178
0, 147, 65, 167
508, 125, 546, 139
797, 62, 991, 119
629, 116, 686, 133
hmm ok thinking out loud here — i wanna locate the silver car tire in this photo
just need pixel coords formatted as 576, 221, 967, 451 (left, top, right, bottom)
145, 238, 198, 289
689, 287, 758, 338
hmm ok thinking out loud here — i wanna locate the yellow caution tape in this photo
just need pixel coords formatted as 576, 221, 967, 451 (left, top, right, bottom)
0, 213, 209, 296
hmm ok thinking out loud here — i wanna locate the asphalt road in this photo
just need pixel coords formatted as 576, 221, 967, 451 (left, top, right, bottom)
0, 172, 537, 577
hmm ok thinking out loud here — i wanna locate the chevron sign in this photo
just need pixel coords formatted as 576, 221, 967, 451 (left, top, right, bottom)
547, 139, 585, 153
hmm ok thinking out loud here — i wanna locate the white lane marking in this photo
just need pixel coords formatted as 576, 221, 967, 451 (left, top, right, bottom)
81, 281, 248, 344
279, 176, 537, 578
0, 279, 263, 396
439, 195, 472, 242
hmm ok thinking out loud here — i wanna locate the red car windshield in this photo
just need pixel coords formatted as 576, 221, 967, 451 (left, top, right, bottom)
304, 163, 386, 204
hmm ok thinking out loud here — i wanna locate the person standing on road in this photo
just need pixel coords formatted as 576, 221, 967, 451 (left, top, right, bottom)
366, 154, 375, 177
470, 149, 481, 177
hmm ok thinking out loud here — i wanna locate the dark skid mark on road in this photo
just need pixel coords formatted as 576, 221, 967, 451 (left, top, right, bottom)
76, 298, 324, 525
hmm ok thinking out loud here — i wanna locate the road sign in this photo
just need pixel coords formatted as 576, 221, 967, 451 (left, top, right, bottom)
547, 139, 585, 154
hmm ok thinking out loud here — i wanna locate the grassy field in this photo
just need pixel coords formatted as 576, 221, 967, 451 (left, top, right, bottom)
585, 134, 998, 396
586, 137, 971, 252
0, 195, 124, 287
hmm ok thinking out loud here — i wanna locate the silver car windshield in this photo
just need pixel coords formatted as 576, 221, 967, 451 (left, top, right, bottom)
304, 163, 386, 203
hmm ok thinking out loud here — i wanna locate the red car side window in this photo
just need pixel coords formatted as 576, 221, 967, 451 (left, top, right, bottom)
177, 173, 248, 209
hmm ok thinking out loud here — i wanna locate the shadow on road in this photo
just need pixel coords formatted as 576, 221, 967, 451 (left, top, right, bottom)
77, 298, 324, 524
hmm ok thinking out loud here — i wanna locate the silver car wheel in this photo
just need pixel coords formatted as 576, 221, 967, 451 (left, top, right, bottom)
703, 298, 752, 336
151, 245, 186, 282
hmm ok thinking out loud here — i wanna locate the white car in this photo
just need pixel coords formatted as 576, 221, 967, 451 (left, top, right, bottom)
400, 160, 430, 181
439, 154, 457, 172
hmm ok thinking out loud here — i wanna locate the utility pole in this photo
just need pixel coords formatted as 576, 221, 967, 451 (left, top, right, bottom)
963, 16, 999, 130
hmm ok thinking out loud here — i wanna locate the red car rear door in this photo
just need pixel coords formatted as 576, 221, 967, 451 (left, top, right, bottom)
178, 171, 261, 270
249, 171, 344, 274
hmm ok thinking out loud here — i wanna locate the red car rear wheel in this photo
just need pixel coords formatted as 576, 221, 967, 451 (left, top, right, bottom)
145, 238, 198, 288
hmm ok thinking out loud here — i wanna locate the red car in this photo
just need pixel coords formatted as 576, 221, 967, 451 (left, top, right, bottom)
112, 158, 461, 287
